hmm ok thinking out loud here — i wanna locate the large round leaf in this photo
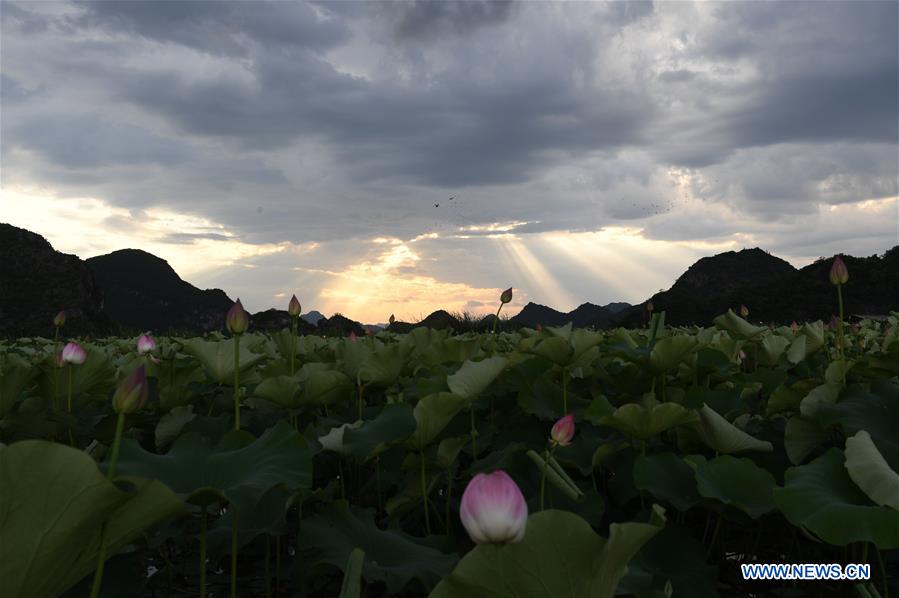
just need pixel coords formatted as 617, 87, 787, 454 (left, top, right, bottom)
844, 430, 899, 510
693, 455, 776, 519
713, 310, 766, 339
301, 368, 353, 406
693, 404, 773, 454
411, 392, 467, 449
0, 353, 38, 417
446, 356, 508, 400
649, 336, 698, 374
360, 342, 411, 387
182, 337, 265, 384
114, 420, 312, 511
429, 506, 665, 598
600, 403, 699, 440
773, 448, 899, 548
634, 452, 702, 511
0, 440, 183, 598
298, 501, 458, 593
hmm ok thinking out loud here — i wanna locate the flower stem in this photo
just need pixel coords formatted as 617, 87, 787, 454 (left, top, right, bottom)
264, 535, 272, 598
231, 509, 239, 598
234, 334, 241, 431
200, 508, 207, 598
492, 304, 503, 335
469, 407, 478, 459
539, 447, 551, 511
562, 368, 568, 415
421, 451, 431, 535
67, 365, 73, 413
107, 411, 126, 479
837, 284, 847, 386
53, 328, 60, 406
290, 317, 297, 376
88, 523, 109, 598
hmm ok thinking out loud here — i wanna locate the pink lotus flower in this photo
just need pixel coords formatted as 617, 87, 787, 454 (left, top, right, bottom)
550, 414, 575, 446
112, 365, 149, 414
61, 342, 87, 365
740, 304, 749, 318
500, 287, 513, 304
348, 331, 358, 342
829, 255, 849, 285
738, 349, 747, 360
790, 321, 799, 333
137, 334, 156, 355
226, 299, 249, 335
53, 310, 66, 327
288, 294, 302, 317
460, 470, 528, 544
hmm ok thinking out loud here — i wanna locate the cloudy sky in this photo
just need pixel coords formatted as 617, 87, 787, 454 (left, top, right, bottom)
2, 1, 897, 324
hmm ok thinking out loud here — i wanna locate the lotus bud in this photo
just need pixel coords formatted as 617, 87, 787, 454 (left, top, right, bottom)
226, 299, 249, 335
829, 255, 848, 285
500, 287, 513, 304
459, 470, 528, 545
348, 331, 358, 342
738, 349, 747, 361
828, 315, 839, 331
740, 304, 749, 318
53, 310, 66, 327
550, 414, 575, 446
137, 334, 156, 355
288, 294, 301, 317
790, 321, 799, 333
112, 365, 149, 414
389, 314, 395, 325
61, 341, 87, 365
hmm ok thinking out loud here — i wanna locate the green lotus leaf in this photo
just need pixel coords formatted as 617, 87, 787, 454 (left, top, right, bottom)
799, 321, 826, 354
446, 356, 508, 400
301, 368, 353, 406
529, 336, 575, 366
0, 440, 183, 598
766, 384, 804, 415
784, 416, 828, 465
429, 506, 666, 598
299, 501, 458, 594
336, 338, 371, 383
321, 403, 416, 460
712, 309, 767, 339
0, 353, 38, 417
154, 405, 197, 450
844, 430, 899, 511
43, 344, 116, 405
786, 334, 807, 364
773, 448, 899, 548
360, 342, 411, 387
633, 452, 702, 511
693, 404, 773, 453
254, 374, 302, 408
799, 383, 841, 418
694, 455, 775, 518
825, 359, 853, 385
600, 403, 699, 440
816, 380, 899, 468
649, 336, 698, 374
411, 392, 467, 449
115, 420, 312, 511
182, 337, 265, 384
759, 334, 790, 366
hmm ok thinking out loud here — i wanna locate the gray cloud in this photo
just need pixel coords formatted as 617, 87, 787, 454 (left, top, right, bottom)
387, 0, 517, 40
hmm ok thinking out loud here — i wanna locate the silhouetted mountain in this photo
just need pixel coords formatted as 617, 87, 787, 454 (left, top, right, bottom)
0, 223, 111, 338
317, 313, 365, 337
602, 302, 631, 314
251, 309, 317, 335
86, 249, 233, 335
614, 247, 899, 327
301, 310, 325, 326
419, 310, 459, 331
509, 303, 570, 327
569, 302, 615, 328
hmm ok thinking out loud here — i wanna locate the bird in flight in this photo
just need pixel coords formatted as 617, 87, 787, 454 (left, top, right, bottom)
449, 196, 455, 201
434, 203, 440, 208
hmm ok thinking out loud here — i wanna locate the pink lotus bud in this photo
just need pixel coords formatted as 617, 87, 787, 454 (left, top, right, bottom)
460, 470, 528, 544
348, 331, 358, 342
740, 304, 749, 318
389, 314, 395, 325
288, 294, 302, 317
53, 310, 66, 327
500, 287, 513, 304
550, 414, 575, 446
137, 334, 156, 355
829, 255, 848, 285
61, 342, 87, 365
790, 321, 799, 332
739, 349, 747, 360
646, 301, 654, 313
112, 365, 149, 414
226, 299, 249, 335
828, 315, 839, 331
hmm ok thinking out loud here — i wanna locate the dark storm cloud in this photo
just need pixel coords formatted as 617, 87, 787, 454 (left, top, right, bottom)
389, 0, 517, 40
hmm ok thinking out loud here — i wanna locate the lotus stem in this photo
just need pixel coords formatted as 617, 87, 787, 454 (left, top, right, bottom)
88, 523, 109, 598
492, 303, 503, 335
876, 545, 888, 598
231, 509, 239, 598
539, 449, 549, 511
234, 334, 241, 431
107, 411, 126, 479
469, 408, 477, 459
53, 327, 60, 406
275, 535, 281, 597
837, 283, 847, 385
290, 317, 297, 376
67, 365, 73, 413
445, 467, 454, 539
421, 451, 431, 535
264, 535, 272, 598
376, 456, 383, 514
562, 368, 568, 415
357, 383, 365, 421
200, 509, 208, 598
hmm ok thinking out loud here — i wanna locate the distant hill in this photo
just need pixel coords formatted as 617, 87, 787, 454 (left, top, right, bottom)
86, 249, 234, 335
0, 223, 110, 338
510, 301, 626, 329
301, 310, 326, 326
614, 247, 899, 327
251, 309, 317, 335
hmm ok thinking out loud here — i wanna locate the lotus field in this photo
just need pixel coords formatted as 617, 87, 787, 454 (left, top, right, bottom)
1, 269, 898, 598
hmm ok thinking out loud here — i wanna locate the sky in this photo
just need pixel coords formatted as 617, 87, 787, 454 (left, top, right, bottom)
1, 1, 897, 324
